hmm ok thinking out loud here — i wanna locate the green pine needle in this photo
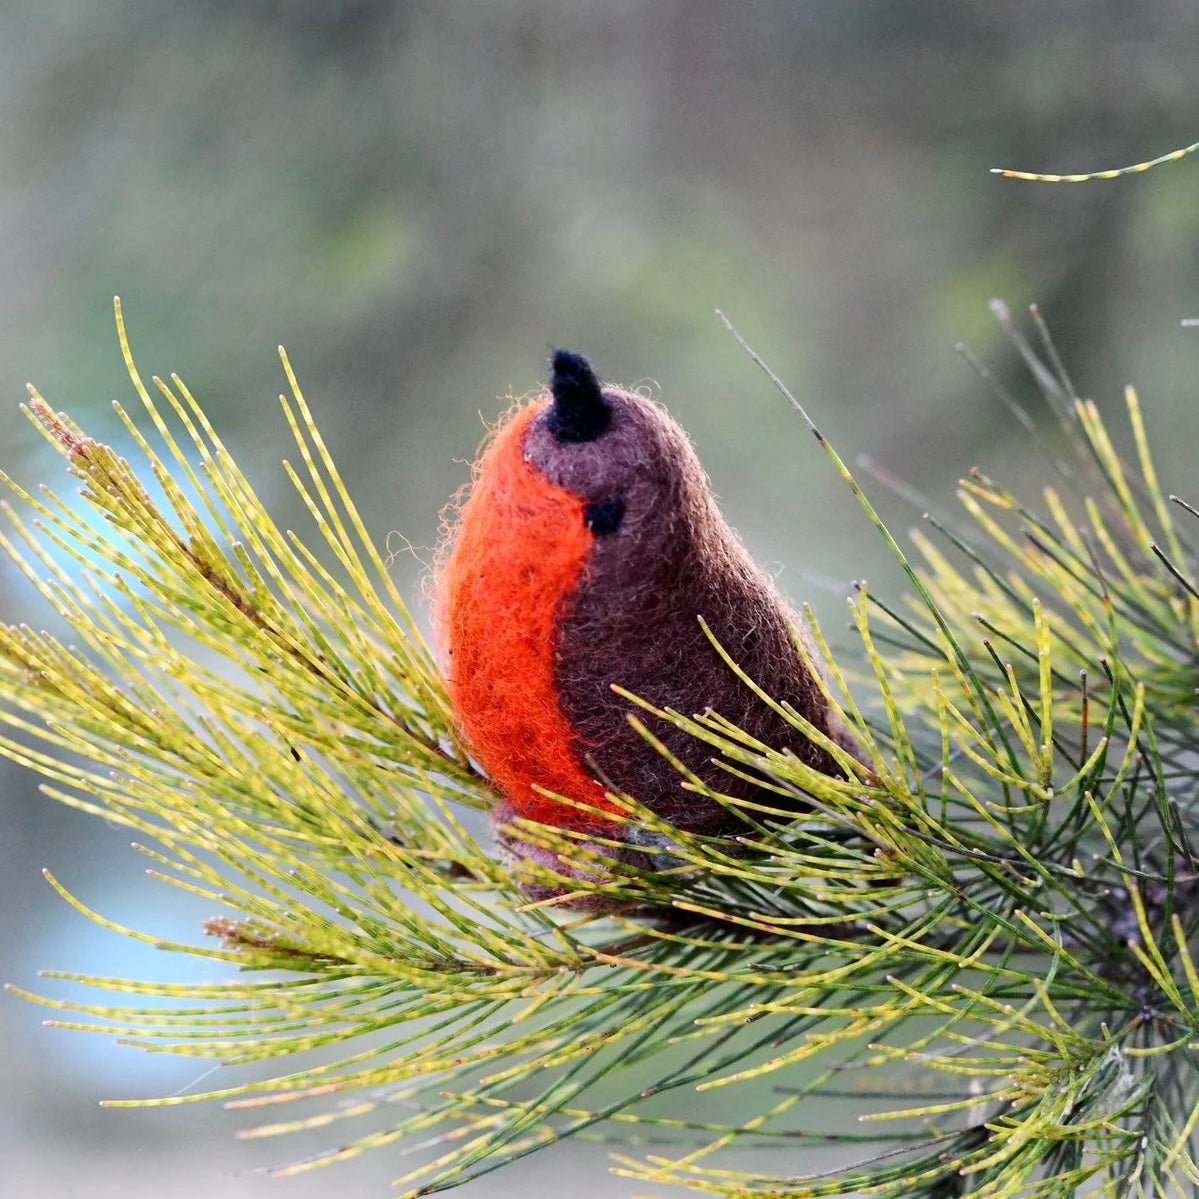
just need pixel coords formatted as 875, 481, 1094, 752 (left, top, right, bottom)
992, 139, 1199, 183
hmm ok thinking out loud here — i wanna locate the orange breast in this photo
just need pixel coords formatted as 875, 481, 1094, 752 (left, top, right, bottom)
440, 402, 617, 828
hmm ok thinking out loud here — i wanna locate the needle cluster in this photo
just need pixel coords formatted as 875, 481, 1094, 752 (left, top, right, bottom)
3, 300, 1199, 1198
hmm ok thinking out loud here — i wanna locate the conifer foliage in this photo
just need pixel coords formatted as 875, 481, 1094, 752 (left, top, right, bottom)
4, 299, 1199, 1197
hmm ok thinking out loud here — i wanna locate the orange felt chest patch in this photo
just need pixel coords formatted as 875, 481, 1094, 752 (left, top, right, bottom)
440, 402, 616, 828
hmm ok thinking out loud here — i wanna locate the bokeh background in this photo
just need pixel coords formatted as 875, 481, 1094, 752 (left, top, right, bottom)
1, 3, 1196, 1196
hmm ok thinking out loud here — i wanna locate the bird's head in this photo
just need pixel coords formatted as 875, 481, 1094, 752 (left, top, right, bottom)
520, 349, 711, 571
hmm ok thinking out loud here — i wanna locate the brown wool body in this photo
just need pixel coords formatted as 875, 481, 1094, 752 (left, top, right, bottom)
437, 351, 858, 902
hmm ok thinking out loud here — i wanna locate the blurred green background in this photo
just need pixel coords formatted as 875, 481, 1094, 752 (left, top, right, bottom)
1, 3, 1196, 1196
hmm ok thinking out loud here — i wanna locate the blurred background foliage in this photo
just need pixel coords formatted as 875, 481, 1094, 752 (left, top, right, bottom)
0, 2, 1196, 1195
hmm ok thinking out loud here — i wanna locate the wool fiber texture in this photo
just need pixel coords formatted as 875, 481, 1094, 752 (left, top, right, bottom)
437, 402, 615, 830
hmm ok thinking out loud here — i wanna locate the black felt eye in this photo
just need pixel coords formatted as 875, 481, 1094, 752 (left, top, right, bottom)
584, 496, 625, 536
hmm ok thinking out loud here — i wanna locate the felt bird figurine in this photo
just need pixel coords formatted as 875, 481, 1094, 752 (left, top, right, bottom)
436, 350, 860, 905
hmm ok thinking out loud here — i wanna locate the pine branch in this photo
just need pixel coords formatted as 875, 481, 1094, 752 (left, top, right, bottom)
4, 298, 1199, 1197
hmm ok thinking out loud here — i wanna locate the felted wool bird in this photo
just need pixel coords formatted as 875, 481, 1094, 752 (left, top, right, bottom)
436, 350, 860, 905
